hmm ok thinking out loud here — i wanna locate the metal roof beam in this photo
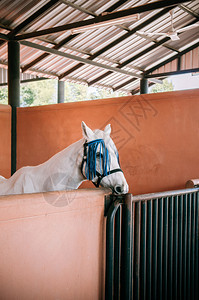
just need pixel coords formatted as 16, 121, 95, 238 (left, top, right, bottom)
0, 1, 60, 48
59, 0, 131, 16
0, 33, 10, 41
105, 0, 133, 13
145, 68, 199, 78
60, 7, 174, 81
145, 41, 199, 75
135, 32, 180, 53
0, 77, 49, 87
15, 0, 188, 40
113, 78, 138, 91
118, 20, 199, 68
21, 1, 180, 76
0, 23, 11, 31
88, 18, 198, 86
179, 4, 199, 18
0, 59, 59, 78
9, 0, 60, 38
59, 0, 96, 16
60, 0, 130, 33
20, 40, 143, 79
113, 75, 163, 91
21, 0, 130, 72
21, 35, 77, 72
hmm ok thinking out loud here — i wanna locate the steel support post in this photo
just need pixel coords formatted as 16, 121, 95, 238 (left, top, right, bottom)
120, 193, 132, 299
140, 78, 148, 94
57, 80, 65, 103
8, 40, 20, 174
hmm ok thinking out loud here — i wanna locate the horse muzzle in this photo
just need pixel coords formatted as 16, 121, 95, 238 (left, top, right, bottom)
113, 183, 129, 195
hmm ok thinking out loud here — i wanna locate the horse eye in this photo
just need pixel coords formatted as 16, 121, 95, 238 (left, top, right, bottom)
96, 152, 103, 159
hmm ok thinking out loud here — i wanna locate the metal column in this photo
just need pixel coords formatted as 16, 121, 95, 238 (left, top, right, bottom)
121, 194, 132, 299
140, 78, 148, 94
8, 40, 20, 175
57, 80, 65, 103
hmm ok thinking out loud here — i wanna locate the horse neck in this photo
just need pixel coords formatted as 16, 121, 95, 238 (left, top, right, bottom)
43, 138, 86, 189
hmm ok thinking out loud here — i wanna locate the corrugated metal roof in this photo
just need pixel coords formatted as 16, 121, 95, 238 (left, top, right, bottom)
0, 67, 38, 85
0, 0, 198, 94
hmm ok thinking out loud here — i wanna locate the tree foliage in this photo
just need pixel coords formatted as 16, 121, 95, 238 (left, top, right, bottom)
21, 85, 36, 106
150, 79, 174, 93
0, 79, 127, 106
65, 82, 127, 102
21, 79, 57, 106
0, 86, 8, 104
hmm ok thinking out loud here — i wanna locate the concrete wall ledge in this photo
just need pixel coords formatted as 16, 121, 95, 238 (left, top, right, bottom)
0, 188, 111, 221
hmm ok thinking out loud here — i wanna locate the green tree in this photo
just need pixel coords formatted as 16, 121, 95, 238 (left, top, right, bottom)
150, 79, 174, 93
64, 82, 127, 102
65, 82, 87, 102
1, 79, 128, 107
21, 79, 57, 106
0, 86, 8, 104
21, 85, 36, 106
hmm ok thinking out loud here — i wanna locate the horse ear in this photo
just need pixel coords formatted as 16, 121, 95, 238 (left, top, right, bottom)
81, 121, 94, 139
104, 124, 111, 136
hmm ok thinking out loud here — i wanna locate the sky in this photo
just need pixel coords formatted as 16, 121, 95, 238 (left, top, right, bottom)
169, 73, 199, 91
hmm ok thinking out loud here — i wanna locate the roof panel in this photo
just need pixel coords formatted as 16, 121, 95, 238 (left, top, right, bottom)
0, 0, 198, 94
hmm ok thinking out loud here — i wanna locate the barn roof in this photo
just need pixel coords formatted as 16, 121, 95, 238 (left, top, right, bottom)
0, 0, 198, 94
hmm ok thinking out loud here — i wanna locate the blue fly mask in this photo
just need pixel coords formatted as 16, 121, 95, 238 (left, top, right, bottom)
81, 138, 123, 187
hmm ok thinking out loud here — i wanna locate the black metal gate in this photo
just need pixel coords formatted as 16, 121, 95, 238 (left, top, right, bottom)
105, 188, 199, 300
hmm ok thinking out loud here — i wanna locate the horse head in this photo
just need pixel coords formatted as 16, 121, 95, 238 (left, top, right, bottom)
81, 121, 129, 194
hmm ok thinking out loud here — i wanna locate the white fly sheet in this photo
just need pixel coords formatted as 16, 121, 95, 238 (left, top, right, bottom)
0, 122, 128, 195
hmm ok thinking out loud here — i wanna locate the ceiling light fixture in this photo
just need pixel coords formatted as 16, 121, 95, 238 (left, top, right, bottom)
70, 13, 140, 34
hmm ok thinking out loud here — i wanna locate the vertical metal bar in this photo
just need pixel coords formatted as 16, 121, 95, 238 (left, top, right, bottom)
186, 193, 191, 300
131, 202, 134, 299
178, 195, 183, 300
163, 197, 168, 300
140, 201, 147, 300
140, 78, 148, 94
173, 196, 178, 300
133, 201, 141, 300
120, 194, 132, 300
195, 192, 199, 300
182, 194, 187, 300
157, 197, 163, 300
177, 56, 181, 71
114, 206, 121, 300
8, 40, 20, 175
57, 80, 65, 103
146, 200, 152, 300
190, 193, 195, 300
168, 196, 173, 300
152, 198, 158, 300
105, 200, 121, 300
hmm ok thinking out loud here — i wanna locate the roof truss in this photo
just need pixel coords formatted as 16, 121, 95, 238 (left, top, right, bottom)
14, 0, 188, 40
0, 0, 198, 94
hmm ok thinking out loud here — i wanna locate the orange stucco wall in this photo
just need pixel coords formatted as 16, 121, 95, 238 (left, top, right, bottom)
17, 89, 199, 194
0, 104, 11, 178
0, 188, 110, 299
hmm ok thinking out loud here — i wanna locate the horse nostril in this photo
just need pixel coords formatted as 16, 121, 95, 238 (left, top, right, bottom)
114, 185, 123, 194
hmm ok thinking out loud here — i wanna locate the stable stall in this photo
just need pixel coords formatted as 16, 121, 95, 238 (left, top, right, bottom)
0, 1, 199, 299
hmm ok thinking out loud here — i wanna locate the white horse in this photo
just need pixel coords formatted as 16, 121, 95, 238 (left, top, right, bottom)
0, 122, 129, 196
